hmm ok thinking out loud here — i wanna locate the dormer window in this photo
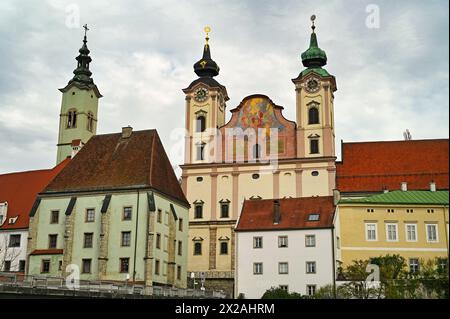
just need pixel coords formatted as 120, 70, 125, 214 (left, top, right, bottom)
307, 213, 320, 221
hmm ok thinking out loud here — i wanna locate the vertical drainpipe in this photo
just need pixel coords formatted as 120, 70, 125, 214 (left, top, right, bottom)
444, 205, 449, 262
132, 190, 140, 282
331, 226, 337, 299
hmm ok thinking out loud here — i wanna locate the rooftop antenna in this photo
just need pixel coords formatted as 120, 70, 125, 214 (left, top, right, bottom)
403, 129, 412, 140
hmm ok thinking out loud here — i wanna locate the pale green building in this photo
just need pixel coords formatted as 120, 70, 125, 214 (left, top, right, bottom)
27, 128, 190, 288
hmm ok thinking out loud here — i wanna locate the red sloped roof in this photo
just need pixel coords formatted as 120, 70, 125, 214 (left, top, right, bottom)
0, 159, 70, 230
236, 196, 335, 232
336, 139, 449, 193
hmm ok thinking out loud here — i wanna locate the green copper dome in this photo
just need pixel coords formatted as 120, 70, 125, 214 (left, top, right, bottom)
301, 28, 327, 68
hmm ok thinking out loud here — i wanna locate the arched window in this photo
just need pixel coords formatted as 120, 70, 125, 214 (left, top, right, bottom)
308, 106, 319, 125
253, 143, 261, 159
67, 109, 77, 128
87, 112, 94, 132
196, 115, 206, 132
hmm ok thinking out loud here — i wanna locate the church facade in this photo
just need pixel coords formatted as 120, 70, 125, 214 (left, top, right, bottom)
181, 21, 338, 293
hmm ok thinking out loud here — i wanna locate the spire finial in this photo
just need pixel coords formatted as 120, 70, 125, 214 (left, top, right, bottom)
204, 26, 211, 46
310, 14, 316, 33
83, 24, 89, 37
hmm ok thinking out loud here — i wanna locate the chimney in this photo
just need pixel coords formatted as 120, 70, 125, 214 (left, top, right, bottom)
401, 182, 407, 192
333, 189, 341, 206
273, 200, 281, 225
71, 139, 83, 158
430, 181, 436, 192
122, 126, 133, 138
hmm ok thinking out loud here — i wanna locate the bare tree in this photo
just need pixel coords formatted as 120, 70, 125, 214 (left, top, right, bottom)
0, 233, 22, 272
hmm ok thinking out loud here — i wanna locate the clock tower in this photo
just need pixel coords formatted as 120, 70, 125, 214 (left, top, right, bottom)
182, 27, 229, 164
292, 16, 337, 159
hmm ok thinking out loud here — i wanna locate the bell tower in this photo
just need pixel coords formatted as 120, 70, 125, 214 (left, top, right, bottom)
182, 27, 229, 164
292, 16, 337, 159
56, 24, 102, 164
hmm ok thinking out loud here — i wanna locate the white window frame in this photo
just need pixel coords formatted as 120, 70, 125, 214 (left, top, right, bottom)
405, 223, 418, 242
278, 262, 289, 274
426, 223, 439, 243
365, 223, 377, 241
253, 262, 263, 275
278, 236, 288, 248
253, 236, 263, 249
385, 223, 398, 242
305, 234, 316, 247
306, 261, 316, 274
306, 284, 317, 296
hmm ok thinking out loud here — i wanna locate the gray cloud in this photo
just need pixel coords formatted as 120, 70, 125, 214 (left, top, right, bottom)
0, 0, 448, 174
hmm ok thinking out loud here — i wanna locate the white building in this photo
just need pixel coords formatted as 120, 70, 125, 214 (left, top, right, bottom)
235, 196, 337, 298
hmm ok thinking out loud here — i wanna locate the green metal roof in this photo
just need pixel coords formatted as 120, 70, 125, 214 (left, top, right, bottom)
339, 191, 449, 206
300, 67, 331, 78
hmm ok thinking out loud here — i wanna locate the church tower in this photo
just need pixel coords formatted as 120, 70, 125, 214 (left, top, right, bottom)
182, 27, 229, 164
292, 16, 337, 159
56, 25, 102, 164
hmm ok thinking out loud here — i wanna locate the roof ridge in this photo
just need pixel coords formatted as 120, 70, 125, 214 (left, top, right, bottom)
342, 138, 449, 145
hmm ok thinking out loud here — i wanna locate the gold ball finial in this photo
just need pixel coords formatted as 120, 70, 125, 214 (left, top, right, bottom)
204, 26, 211, 46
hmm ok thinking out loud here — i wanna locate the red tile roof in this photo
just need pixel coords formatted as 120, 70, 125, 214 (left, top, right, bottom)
236, 196, 335, 232
336, 139, 449, 193
30, 249, 63, 255
0, 159, 70, 230
44, 129, 189, 206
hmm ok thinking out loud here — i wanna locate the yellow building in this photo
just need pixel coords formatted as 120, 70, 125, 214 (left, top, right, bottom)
335, 190, 449, 271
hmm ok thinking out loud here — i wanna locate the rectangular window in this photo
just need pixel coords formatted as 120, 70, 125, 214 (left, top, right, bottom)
310, 139, 319, 154
220, 242, 228, 255
278, 236, 288, 248
305, 235, 316, 247
163, 262, 168, 276
121, 231, 131, 247
4, 260, 11, 272
120, 258, 129, 273
178, 241, 183, 256
177, 266, 182, 280
306, 261, 316, 274
406, 224, 417, 242
50, 210, 59, 224
58, 260, 62, 271
157, 209, 162, 223
194, 205, 203, 219
194, 242, 202, 255
426, 224, 438, 242
179, 218, 183, 232
220, 203, 229, 218
123, 207, 132, 221
253, 262, 263, 275
19, 260, 26, 272
409, 258, 420, 273
9, 234, 21, 248
253, 237, 263, 249
278, 262, 289, 274
85, 208, 95, 222
84, 233, 93, 248
386, 223, 398, 241
366, 223, 377, 241
156, 233, 161, 249
155, 259, 160, 275
41, 260, 50, 273
48, 234, 58, 249
82, 259, 92, 274
307, 285, 317, 296
164, 211, 169, 225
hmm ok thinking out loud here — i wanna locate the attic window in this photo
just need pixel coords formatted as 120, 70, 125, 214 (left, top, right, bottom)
8, 216, 18, 224
307, 213, 320, 221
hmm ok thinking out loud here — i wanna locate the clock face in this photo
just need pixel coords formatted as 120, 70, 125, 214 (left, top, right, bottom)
306, 78, 320, 93
194, 87, 209, 102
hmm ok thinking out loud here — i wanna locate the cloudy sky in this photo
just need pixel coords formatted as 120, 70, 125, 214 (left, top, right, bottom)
0, 0, 448, 175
